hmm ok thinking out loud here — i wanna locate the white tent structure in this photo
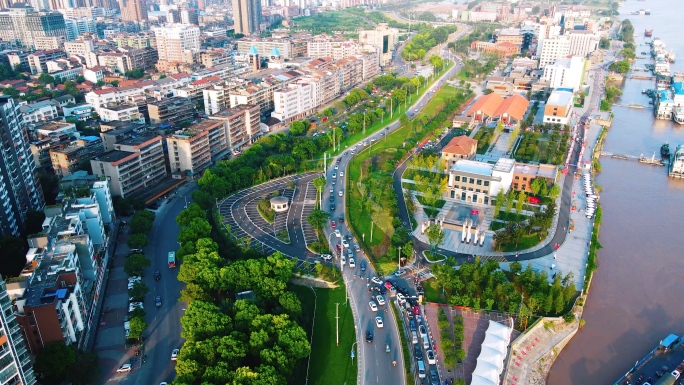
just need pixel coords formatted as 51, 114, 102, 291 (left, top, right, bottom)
470, 320, 512, 385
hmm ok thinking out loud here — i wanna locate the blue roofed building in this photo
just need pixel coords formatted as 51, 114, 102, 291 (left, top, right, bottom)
655, 88, 675, 120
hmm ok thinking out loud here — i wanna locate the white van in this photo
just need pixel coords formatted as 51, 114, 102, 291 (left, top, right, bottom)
422, 334, 430, 350
417, 360, 426, 378
412, 331, 418, 345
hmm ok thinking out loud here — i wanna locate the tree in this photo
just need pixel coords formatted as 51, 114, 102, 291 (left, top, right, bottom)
425, 223, 445, 252
34, 342, 77, 384
307, 209, 329, 230
178, 217, 212, 244
289, 120, 308, 136
176, 203, 206, 226
128, 316, 147, 340
493, 188, 505, 216
516, 191, 525, 214
124, 253, 151, 276
0, 236, 28, 278
67, 350, 99, 385
548, 184, 561, 199
401, 242, 413, 263
530, 179, 545, 196
129, 281, 149, 301
181, 301, 232, 341
599, 37, 610, 49
312, 177, 326, 209
608, 60, 630, 74
130, 210, 155, 234
505, 191, 515, 213
38, 73, 55, 85
127, 233, 148, 249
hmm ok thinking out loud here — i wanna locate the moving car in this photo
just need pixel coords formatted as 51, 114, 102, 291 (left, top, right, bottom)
375, 316, 384, 328
360, 260, 366, 271
155, 296, 162, 307
414, 345, 423, 360
371, 276, 382, 285
338, 190, 343, 196
154, 270, 161, 281
369, 301, 378, 312
116, 364, 132, 373
340, 171, 344, 177
331, 221, 337, 229
341, 239, 350, 248
334, 230, 341, 238
171, 349, 179, 361
349, 258, 356, 268
332, 173, 337, 178
366, 330, 373, 343
419, 324, 427, 338
376, 295, 386, 306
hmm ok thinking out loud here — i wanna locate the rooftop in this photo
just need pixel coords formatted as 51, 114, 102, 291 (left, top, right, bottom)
493, 158, 516, 173
35, 121, 75, 132
93, 150, 133, 163
514, 163, 558, 179
443, 135, 477, 156
451, 159, 495, 177
117, 133, 160, 147
101, 104, 138, 111
547, 90, 573, 106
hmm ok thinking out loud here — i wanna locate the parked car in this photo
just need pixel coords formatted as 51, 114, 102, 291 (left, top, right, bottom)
116, 364, 132, 373
419, 324, 427, 338
371, 276, 382, 285
321, 254, 332, 261
427, 350, 436, 365
414, 345, 423, 360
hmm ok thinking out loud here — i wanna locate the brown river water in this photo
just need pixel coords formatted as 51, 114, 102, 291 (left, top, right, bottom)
547, 1, 684, 384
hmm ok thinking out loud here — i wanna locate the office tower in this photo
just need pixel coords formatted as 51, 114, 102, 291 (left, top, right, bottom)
153, 24, 200, 63
0, 96, 45, 237
232, 0, 261, 35
0, 5, 67, 50
0, 276, 37, 385
119, 0, 148, 22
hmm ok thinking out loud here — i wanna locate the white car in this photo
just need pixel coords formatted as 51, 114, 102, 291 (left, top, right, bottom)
127, 282, 137, 290
171, 349, 179, 361
338, 190, 343, 197
341, 239, 350, 248
369, 301, 378, 312
128, 302, 144, 312
340, 171, 344, 177
116, 364, 132, 373
128, 276, 141, 282
371, 276, 382, 285
349, 258, 356, 268
330, 187, 334, 193
332, 173, 337, 179
376, 295, 386, 306
375, 316, 384, 328
396, 293, 406, 305
321, 254, 332, 261
419, 324, 427, 338
427, 349, 436, 365
341, 256, 346, 266
334, 164, 339, 170
334, 230, 341, 238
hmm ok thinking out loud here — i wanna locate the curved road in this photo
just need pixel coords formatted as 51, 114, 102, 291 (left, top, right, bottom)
393, 61, 605, 265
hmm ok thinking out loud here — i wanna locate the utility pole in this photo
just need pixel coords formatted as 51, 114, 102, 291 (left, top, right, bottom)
371, 221, 374, 242
335, 303, 340, 346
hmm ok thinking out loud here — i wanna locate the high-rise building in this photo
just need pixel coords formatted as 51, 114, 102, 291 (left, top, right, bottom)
119, 0, 148, 22
153, 23, 200, 63
358, 23, 398, 67
0, 276, 37, 385
0, 5, 67, 50
232, 0, 261, 35
0, 96, 45, 237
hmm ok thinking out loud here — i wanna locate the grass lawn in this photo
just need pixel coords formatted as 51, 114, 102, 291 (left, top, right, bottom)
422, 278, 445, 304
500, 234, 542, 252
292, 11, 372, 34
455, 69, 469, 82
292, 284, 357, 385
417, 85, 459, 120
489, 221, 506, 231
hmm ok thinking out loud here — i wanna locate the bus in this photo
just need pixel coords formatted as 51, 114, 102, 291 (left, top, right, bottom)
168, 251, 176, 268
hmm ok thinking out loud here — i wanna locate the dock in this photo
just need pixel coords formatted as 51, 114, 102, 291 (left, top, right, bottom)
613, 334, 684, 385
600, 151, 667, 166
631, 75, 655, 80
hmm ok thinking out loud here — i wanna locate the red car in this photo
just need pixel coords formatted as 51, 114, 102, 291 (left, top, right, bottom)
336, 244, 342, 252
331, 221, 336, 229
413, 306, 420, 316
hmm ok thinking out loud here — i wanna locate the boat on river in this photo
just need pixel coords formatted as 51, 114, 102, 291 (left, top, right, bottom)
639, 153, 664, 166
661, 143, 670, 157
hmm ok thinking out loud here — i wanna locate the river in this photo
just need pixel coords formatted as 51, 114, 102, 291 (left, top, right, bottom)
547, 1, 684, 384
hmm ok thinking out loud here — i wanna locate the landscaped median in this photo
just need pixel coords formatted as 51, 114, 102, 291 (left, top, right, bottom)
345, 73, 473, 275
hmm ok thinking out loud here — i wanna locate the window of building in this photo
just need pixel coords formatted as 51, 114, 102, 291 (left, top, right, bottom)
484, 196, 489, 205
469, 178, 474, 184
476, 189, 481, 193
484, 181, 489, 186
515, 176, 519, 180
522, 185, 526, 190
455, 176, 460, 182
461, 192, 466, 200
522, 177, 527, 181
468, 187, 473, 191
450, 190, 455, 198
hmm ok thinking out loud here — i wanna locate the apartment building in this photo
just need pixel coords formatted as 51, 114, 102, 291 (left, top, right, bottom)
445, 158, 516, 205
0, 277, 36, 385
237, 38, 292, 59
200, 49, 234, 67
64, 39, 94, 57
153, 24, 200, 64
208, 104, 261, 151
90, 134, 166, 197
64, 17, 96, 41
147, 97, 195, 124
542, 56, 586, 91
565, 30, 599, 57
203, 84, 237, 115
112, 31, 156, 49
27, 49, 67, 74
176, 76, 221, 108
232, 0, 261, 35
229, 71, 300, 116
0, 5, 67, 50
49, 136, 104, 178
19, 100, 59, 124
538, 35, 571, 67
167, 119, 227, 176
0, 96, 44, 237
512, 163, 559, 193
99, 104, 144, 123
471, 41, 521, 57
543, 90, 574, 125
494, 28, 524, 46
271, 83, 313, 123
306, 37, 363, 59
